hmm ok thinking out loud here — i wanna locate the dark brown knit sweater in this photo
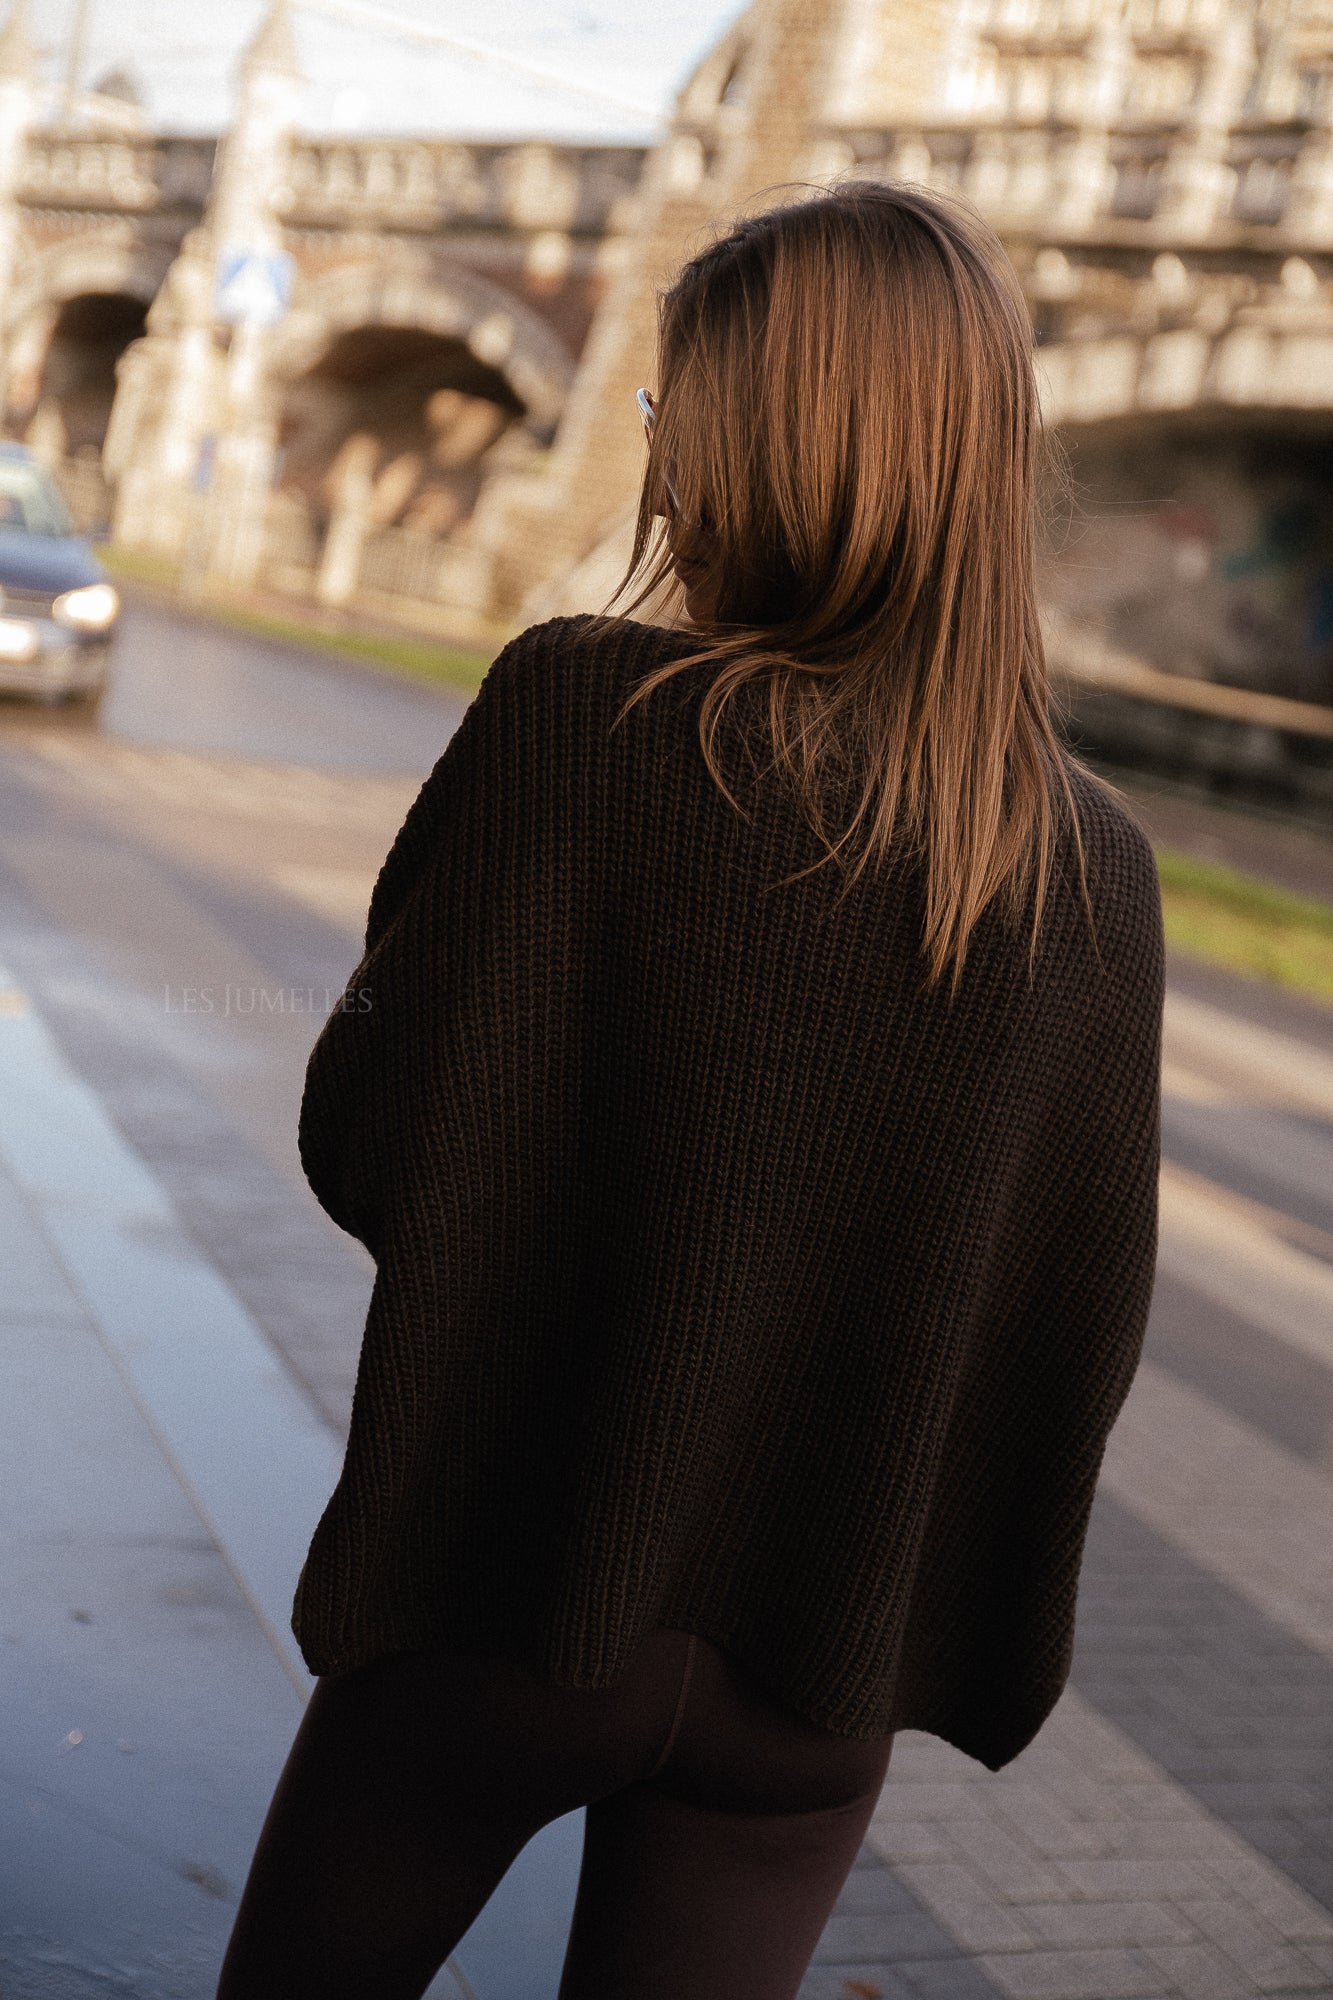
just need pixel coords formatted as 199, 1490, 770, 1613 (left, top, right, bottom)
292, 613, 1163, 1771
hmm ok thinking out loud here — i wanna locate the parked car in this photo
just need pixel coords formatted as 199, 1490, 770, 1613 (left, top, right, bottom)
0, 442, 120, 706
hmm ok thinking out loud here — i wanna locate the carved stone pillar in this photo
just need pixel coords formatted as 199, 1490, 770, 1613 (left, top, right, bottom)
316, 433, 380, 609
103, 1, 301, 581
200, 2, 302, 590
1053, 7, 1130, 236
107, 233, 221, 556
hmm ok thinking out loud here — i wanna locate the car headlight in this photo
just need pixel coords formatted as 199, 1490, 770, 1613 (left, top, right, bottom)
0, 618, 39, 661
52, 582, 120, 632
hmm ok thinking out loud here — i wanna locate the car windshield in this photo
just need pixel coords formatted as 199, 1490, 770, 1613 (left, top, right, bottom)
0, 458, 75, 537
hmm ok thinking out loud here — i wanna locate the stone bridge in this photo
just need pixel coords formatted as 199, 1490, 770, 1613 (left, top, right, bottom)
5, 75, 647, 598
1, 0, 1331, 707
477, 0, 1333, 712
10, 129, 646, 451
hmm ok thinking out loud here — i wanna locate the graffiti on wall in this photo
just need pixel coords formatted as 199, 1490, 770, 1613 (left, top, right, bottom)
1041, 426, 1333, 705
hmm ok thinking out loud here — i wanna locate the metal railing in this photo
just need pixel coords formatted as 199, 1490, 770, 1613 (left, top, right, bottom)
49, 455, 115, 539
356, 527, 454, 604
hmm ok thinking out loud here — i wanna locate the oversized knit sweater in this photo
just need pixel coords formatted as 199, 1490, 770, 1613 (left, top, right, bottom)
292, 613, 1164, 1771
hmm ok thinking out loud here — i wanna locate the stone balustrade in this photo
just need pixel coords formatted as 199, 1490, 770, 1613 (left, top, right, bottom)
837, 118, 1333, 243
977, 0, 1233, 35
17, 111, 1326, 249
19, 134, 216, 216
278, 138, 644, 238
18, 129, 645, 240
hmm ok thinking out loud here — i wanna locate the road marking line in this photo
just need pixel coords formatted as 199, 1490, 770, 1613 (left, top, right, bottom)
1162, 1157, 1333, 1263
1161, 1060, 1229, 1106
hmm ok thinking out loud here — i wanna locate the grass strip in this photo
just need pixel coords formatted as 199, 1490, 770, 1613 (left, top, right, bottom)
1156, 845, 1333, 1003
95, 544, 179, 588
191, 604, 492, 695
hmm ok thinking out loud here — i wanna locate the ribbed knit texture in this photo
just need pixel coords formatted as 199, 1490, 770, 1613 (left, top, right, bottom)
292, 614, 1164, 1771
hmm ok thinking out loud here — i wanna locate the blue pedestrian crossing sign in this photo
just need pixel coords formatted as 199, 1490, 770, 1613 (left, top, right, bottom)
215, 247, 295, 328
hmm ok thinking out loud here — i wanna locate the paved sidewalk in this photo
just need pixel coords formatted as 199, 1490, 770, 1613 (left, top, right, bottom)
2, 926, 1332, 1998
0, 959, 578, 2000
0, 961, 314, 1996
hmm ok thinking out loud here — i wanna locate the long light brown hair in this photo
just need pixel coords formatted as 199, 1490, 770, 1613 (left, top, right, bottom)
608, 179, 1093, 992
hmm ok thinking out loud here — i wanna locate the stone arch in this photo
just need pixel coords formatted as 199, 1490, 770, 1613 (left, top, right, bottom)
1043, 395, 1333, 706
267, 258, 575, 439
3, 233, 172, 449
677, 20, 752, 123
1037, 302, 1333, 702
660, 20, 752, 196
266, 257, 579, 560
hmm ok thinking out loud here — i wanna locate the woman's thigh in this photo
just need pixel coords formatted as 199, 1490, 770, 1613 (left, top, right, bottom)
217, 1629, 894, 2000
556, 1635, 895, 2000
562, 1777, 887, 2000
216, 1631, 689, 2000
648, 1633, 896, 1814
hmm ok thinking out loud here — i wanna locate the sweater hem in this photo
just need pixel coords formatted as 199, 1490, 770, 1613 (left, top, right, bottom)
292, 1606, 1057, 1769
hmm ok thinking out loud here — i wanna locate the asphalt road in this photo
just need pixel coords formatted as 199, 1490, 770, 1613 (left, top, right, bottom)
2, 593, 1332, 1999
0, 596, 470, 1438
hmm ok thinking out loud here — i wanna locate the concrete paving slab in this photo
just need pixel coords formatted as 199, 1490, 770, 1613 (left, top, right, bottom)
436, 1815, 586, 2000
1100, 1362, 1333, 1662
0, 961, 342, 1698
0, 1158, 87, 1325
0, 1244, 303, 1995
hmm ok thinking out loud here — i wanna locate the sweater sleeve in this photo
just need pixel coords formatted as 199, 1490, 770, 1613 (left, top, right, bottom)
296, 616, 605, 1266
292, 617, 624, 1666
899, 789, 1165, 1768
